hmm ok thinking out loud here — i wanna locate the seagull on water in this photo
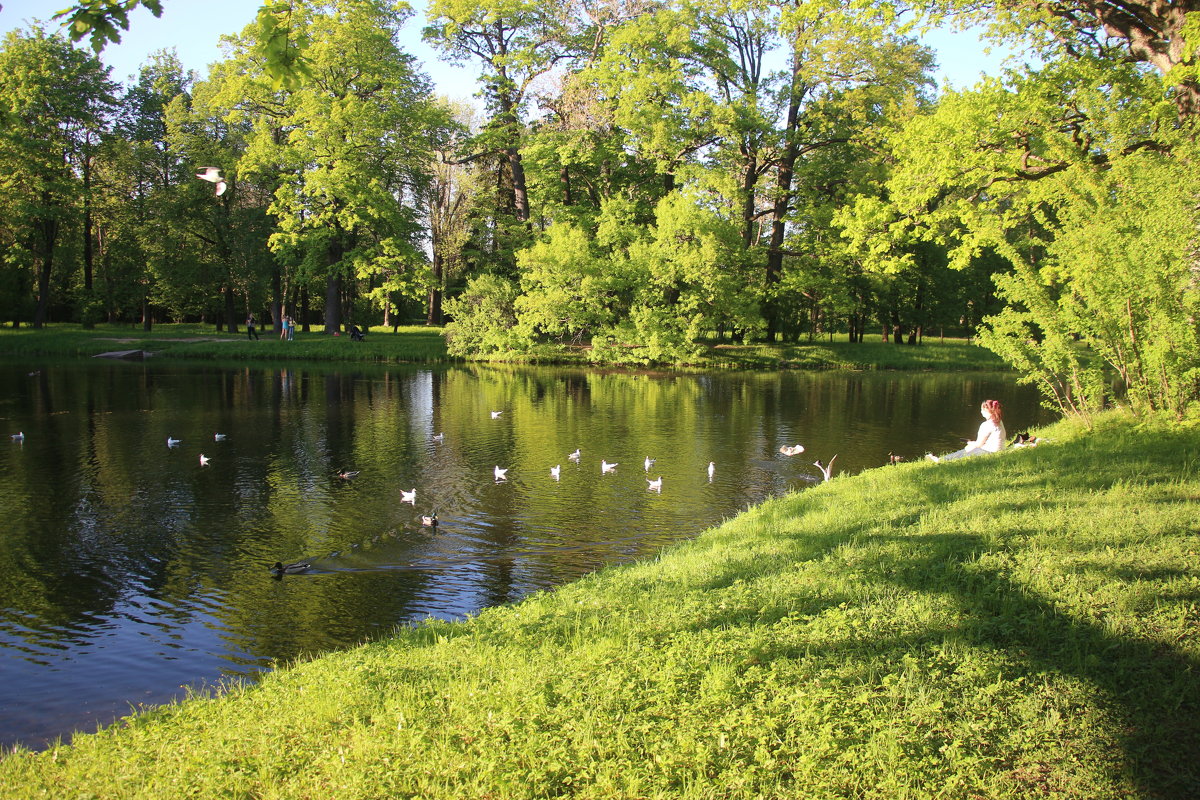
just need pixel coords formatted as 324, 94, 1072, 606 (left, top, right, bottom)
494, 466, 509, 481
707, 461, 715, 481
401, 488, 416, 504
214, 433, 227, 441
644, 456, 656, 472
568, 448, 581, 462
337, 470, 359, 480
490, 410, 503, 419
167, 437, 181, 447
647, 476, 663, 493
432, 432, 444, 442
199, 454, 210, 466
813, 455, 837, 482
11, 432, 23, 441
779, 444, 805, 456
196, 166, 227, 196
550, 465, 561, 481
421, 513, 438, 527
601, 460, 618, 474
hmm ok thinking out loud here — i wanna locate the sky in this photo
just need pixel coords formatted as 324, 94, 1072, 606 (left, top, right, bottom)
2, 0, 1019, 101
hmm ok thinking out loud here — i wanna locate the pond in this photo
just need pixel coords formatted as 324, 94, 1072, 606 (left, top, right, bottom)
0, 360, 1051, 750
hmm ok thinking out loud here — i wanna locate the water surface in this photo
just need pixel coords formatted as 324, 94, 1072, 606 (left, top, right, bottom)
0, 360, 1049, 749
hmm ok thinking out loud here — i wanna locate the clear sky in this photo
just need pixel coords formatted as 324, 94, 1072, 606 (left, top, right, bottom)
2, 0, 1018, 100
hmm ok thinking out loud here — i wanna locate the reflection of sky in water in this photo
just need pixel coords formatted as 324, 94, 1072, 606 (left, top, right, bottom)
0, 362, 1051, 750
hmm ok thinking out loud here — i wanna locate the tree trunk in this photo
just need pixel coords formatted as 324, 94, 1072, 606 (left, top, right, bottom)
82, 155, 95, 329
324, 237, 344, 334
271, 264, 283, 335
32, 215, 58, 329
765, 48, 805, 343
224, 284, 237, 333
301, 284, 310, 333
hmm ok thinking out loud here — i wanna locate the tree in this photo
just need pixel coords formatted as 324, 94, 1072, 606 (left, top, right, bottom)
0, 27, 115, 327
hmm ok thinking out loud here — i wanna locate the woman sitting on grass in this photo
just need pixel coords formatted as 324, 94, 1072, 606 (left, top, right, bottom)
927, 400, 1006, 462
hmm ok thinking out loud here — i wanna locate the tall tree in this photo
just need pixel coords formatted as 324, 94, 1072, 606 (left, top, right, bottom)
0, 27, 115, 327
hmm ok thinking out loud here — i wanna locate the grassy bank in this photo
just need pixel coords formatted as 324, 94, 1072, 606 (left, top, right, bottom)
3, 411, 1197, 798
0, 325, 1009, 371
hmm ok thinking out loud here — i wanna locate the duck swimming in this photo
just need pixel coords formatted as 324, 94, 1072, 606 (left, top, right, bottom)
270, 561, 311, 577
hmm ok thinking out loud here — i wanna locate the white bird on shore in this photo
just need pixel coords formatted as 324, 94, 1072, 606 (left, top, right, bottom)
779, 444, 805, 456
550, 465, 561, 481
490, 410, 503, 419
647, 476, 663, 492
494, 465, 508, 481
11, 432, 23, 441
401, 488, 416, 504
707, 461, 715, 481
167, 437, 181, 447
568, 448, 581, 462
644, 456, 656, 472
601, 460, 618, 474
196, 166, 227, 196
199, 454, 210, 466
813, 455, 837, 482
214, 433, 227, 441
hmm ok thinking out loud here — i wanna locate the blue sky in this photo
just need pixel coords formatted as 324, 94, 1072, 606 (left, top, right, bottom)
3, 0, 1018, 101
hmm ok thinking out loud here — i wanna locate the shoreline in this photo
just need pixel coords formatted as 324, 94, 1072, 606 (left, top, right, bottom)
3, 410, 1197, 797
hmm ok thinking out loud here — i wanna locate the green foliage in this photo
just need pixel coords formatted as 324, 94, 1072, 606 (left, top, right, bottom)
442, 273, 523, 356
52, 0, 163, 53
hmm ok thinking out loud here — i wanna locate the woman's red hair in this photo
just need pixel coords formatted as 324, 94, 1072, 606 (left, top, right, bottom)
982, 399, 1002, 422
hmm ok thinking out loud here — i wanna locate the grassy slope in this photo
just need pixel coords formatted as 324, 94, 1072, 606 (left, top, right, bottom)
0, 325, 1008, 371
2, 412, 1197, 798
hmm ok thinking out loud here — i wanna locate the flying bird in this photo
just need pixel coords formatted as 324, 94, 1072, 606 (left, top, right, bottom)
196, 166, 227, 196
401, 488, 416, 504
813, 455, 838, 482
779, 444, 805, 456
494, 466, 509, 481
199, 454, 210, 466
647, 476, 663, 492
601, 460, 618, 474
550, 465, 561, 480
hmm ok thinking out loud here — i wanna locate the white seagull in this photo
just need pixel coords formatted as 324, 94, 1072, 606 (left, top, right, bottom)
550, 465, 561, 481
432, 432, 444, 442
779, 444, 805, 456
199, 454, 210, 466
11, 432, 23, 441
568, 448, 581, 462
813, 455, 838, 482
494, 465, 509, 481
601, 460, 618, 474
167, 437, 181, 447
401, 488, 416, 504
647, 476, 663, 492
196, 166, 227, 196
707, 461, 715, 481
214, 433, 227, 441
644, 456, 656, 472
490, 410, 503, 419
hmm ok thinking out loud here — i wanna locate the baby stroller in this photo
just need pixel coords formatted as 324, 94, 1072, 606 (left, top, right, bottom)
349, 325, 365, 342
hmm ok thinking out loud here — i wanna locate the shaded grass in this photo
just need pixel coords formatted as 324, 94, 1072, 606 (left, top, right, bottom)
2, 411, 1198, 798
0, 323, 449, 364
0, 326, 1008, 371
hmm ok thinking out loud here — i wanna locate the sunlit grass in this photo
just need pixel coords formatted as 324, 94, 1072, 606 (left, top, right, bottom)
2, 410, 1197, 797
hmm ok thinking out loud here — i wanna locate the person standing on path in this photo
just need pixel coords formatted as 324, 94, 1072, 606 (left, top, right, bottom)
247, 313, 259, 341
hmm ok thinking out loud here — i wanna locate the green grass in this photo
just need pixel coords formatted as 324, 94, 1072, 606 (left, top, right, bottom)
0, 325, 1008, 370
3, 411, 1198, 798
0, 323, 450, 364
